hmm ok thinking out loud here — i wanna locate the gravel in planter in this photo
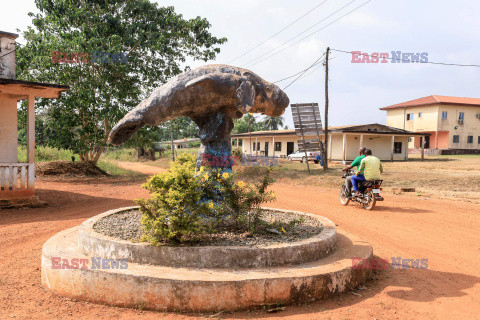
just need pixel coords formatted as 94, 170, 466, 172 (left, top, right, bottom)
93, 209, 323, 247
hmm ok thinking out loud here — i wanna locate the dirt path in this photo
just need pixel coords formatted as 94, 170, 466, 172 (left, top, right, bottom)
0, 167, 479, 319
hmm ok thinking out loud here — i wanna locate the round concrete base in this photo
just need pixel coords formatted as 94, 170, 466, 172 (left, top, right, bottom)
79, 207, 338, 268
41, 209, 373, 312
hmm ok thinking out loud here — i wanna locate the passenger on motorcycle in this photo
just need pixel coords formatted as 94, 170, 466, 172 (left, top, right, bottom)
342, 147, 366, 197
352, 149, 383, 197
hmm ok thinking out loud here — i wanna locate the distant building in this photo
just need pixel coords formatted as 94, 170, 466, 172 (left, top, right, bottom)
231, 124, 427, 161
159, 138, 200, 150
381, 95, 480, 153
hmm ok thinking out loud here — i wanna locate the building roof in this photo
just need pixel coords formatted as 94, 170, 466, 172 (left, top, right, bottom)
231, 123, 429, 138
380, 95, 480, 110
0, 31, 19, 39
0, 79, 69, 99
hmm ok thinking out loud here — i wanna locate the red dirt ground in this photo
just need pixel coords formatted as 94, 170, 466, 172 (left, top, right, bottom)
1, 162, 479, 319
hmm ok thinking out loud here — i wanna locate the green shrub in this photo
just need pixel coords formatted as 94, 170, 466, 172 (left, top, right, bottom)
137, 153, 276, 244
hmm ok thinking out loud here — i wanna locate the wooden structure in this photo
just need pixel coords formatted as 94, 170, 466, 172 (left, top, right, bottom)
291, 103, 326, 172
0, 31, 68, 203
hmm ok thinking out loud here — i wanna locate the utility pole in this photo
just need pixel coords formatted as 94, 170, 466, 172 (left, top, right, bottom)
248, 114, 252, 158
170, 120, 175, 161
324, 47, 330, 170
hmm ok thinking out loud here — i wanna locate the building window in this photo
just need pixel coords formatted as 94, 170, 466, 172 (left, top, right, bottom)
459, 112, 464, 120
418, 112, 422, 118
257, 142, 260, 151
408, 137, 412, 142
406, 113, 414, 120
478, 136, 480, 144
453, 135, 460, 143
467, 136, 473, 143
393, 142, 402, 154
274, 142, 281, 151
442, 111, 447, 119
252, 142, 256, 151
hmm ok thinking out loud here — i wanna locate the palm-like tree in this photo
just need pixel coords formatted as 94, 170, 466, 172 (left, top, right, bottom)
260, 115, 285, 130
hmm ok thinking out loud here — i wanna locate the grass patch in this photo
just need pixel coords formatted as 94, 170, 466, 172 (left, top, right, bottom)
18, 146, 75, 162
97, 160, 146, 179
145, 147, 200, 170
102, 148, 138, 162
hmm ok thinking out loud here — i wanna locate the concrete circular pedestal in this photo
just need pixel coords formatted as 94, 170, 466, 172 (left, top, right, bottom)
41, 207, 373, 312
79, 207, 337, 268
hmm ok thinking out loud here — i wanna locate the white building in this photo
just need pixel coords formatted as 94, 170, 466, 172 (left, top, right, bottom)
231, 123, 428, 161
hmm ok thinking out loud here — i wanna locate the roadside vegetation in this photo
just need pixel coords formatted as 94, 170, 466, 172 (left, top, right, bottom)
137, 154, 276, 244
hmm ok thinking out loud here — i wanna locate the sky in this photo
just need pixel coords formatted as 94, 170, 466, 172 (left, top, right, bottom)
2, 0, 480, 129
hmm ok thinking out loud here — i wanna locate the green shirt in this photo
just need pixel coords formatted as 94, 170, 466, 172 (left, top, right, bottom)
350, 155, 365, 168
357, 156, 383, 180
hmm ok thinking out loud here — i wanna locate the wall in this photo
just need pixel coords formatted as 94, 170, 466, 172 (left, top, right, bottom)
385, 104, 480, 149
0, 35, 16, 79
0, 95, 18, 162
437, 105, 480, 149
330, 134, 408, 161
240, 135, 301, 157
385, 105, 439, 148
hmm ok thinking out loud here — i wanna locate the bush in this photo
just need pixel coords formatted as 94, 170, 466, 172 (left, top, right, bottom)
137, 153, 276, 244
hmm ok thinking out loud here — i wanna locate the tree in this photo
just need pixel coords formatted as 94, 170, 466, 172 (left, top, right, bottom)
258, 115, 285, 131
233, 114, 259, 134
17, 0, 226, 164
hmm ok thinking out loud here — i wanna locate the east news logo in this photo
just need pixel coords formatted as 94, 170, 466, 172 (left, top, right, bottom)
352, 257, 429, 269
351, 51, 428, 63
51, 257, 128, 269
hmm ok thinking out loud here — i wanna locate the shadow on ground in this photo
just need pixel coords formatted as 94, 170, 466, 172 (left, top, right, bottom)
246, 255, 480, 319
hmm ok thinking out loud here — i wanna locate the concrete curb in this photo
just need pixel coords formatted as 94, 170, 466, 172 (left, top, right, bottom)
78, 206, 338, 268
42, 226, 373, 312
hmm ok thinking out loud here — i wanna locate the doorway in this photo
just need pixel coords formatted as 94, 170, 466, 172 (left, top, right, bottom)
287, 142, 294, 156
264, 142, 269, 157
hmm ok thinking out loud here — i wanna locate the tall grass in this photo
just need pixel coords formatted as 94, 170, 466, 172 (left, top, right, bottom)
17, 146, 75, 162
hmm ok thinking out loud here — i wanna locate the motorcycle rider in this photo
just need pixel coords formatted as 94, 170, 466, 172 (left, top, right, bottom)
342, 147, 366, 197
351, 149, 383, 196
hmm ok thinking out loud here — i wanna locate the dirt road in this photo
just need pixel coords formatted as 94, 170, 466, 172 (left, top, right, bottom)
1, 163, 479, 319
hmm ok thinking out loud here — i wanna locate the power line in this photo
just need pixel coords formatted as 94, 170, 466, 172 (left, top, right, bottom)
247, 0, 374, 68
297, 61, 325, 81
243, 0, 365, 68
228, 0, 330, 64
273, 54, 325, 84
331, 48, 480, 68
283, 53, 326, 90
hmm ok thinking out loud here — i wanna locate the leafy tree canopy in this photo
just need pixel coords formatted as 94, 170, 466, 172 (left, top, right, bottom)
17, 0, 226, 163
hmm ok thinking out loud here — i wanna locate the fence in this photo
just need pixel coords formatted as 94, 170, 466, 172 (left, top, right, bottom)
0, 163, 34, 193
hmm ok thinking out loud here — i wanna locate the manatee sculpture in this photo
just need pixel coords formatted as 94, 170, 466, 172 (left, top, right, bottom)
109, 64, 289, 170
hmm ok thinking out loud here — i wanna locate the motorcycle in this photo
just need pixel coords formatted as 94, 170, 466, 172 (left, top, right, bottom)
339, 168, 384, 210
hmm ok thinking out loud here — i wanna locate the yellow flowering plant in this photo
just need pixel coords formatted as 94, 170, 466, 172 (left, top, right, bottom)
137, 153, 276, 244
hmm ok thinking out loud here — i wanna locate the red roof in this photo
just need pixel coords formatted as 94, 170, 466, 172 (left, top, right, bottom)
380, 95, 480, 110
